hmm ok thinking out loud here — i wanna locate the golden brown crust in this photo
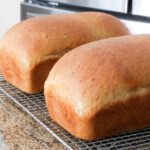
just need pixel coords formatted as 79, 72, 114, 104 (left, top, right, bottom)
44, 34, 150, 140
0, 12, 129, 93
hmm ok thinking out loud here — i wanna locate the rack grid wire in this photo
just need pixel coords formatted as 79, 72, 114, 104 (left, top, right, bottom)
0, 73, 150, 150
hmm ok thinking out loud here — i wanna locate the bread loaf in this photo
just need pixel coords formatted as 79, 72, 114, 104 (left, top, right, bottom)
0, 12, 129, 94
44, 34, 150, 141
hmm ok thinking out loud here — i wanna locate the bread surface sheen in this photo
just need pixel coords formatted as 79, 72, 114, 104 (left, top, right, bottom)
44, 34, 150, 140
0, 12, 129, 93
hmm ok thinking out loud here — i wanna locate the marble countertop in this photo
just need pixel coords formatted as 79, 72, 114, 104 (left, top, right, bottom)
0, 92, 64, 150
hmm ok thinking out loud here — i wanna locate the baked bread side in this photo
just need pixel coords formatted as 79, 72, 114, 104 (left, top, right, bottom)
44, 34, 150, 140
0, 12, 129, 93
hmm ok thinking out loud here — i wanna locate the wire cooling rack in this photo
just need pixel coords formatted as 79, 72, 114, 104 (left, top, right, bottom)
0, 74, 150, 150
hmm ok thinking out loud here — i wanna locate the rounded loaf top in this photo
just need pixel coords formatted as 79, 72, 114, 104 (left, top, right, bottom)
45, 34, 150, 117
0, 12, 129, 69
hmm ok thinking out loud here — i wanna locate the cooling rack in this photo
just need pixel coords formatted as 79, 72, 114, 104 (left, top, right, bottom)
0, 73, 150, 150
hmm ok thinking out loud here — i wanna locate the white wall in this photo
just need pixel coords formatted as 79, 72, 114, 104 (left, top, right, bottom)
122, 20, 150, 34
0, 0, 22, 38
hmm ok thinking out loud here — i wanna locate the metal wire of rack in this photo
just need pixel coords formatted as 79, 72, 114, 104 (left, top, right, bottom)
0, 73, 150, 150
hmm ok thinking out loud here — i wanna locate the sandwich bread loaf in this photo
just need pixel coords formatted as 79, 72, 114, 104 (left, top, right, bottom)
0, 12, 129, 93
44, 34, 150, 140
